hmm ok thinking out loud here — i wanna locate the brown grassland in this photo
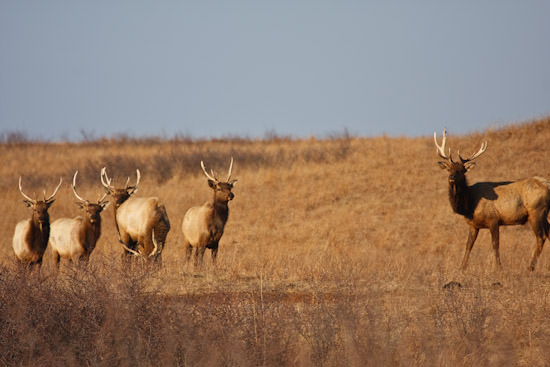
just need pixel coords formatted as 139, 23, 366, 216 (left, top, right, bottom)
1, 118, 550, 366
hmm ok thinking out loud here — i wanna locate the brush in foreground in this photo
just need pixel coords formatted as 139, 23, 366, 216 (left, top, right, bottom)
435, 129, 550, 271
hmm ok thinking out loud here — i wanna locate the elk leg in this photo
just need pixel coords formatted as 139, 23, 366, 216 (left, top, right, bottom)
195, 246, 206, 267
52, 251, 61, 271
460, 226, 479, 270
529, 220, 547, 271
489, 225, 502, 269
211, 243, 219, 264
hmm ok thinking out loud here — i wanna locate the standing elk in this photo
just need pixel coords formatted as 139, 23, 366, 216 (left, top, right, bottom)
49, 171, 109, 268
182, 158, 237, 267
12, 176, 63, 268
101, 167, 170, 262
435, 129, 550, 271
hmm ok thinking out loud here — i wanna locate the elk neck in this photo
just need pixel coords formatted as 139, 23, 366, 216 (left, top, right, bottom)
448, 176, 474, 219
211, 192, 230, 224
79, 217, 101, 253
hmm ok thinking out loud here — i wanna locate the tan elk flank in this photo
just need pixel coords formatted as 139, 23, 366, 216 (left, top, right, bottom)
49, 171, 109, 268
182, 158, 237, 266
101, 167, 170, 261
12, 176, 63, 267
435, 129, 550, 270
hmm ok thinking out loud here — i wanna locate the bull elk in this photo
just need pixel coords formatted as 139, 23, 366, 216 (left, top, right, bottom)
101, 167, 170, 262
435, 129, 550, 271
49, 171, 109, 268
182, 158, 237, 267
12, 176, 62, 268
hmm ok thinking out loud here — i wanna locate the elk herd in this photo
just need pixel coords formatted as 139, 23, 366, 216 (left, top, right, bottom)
11, 131, 550, 274
12, 159, 236, 272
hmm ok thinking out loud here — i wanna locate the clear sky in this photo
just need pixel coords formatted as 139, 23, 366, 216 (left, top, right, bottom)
1, 1, 549, 141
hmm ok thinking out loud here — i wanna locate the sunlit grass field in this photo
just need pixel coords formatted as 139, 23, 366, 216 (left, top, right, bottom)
1, 118, 550, 366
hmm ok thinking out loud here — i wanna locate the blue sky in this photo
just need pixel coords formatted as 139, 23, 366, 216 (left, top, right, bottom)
1, 1, 549, 141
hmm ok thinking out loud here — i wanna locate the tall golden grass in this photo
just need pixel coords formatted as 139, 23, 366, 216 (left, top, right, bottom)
1, 118, 550, 366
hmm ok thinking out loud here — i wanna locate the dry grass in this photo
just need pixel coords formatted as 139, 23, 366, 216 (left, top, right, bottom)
1, 118, 550, 366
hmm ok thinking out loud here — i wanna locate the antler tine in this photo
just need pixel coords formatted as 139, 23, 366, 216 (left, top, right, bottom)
71, 171, 87, 203
45, 177, 63, 203
97, 192, 109, 204
18, 176, 36, 203
100, 167, 113, 189
434, 129, 452, 161
226, 157, 234, 182
125, 169, 141, 191
201, 161, 218, 182
459, 140, 488, 163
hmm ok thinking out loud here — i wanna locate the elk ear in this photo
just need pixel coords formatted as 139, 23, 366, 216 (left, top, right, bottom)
45, 199, 55, 208
23, 200, 34, 207
465, 162, 476, 171
208, 180, 216, 189
75, 201, 86, 209
101, 201, 110, 209
437, 161, 451, 171
230, 179, 237, 187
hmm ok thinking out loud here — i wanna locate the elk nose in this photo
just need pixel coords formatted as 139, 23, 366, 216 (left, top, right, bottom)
228, 192, 234, 200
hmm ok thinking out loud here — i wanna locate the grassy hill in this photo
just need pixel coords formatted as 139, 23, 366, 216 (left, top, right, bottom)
1, 117, 550, 366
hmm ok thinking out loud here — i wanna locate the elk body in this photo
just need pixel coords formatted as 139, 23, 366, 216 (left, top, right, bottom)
435, 129, 550, 271
49, 171, 109, 268
12, 177, 62, 267
101, 167, 170, 261
182, 158, 237, 266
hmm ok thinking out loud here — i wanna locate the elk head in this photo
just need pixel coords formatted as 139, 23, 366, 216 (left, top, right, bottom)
434, 129, 487, 186
100, 167, 140, 208
201, 157, 237, 203
18, 176, 63, 225
72, 171, 109, 223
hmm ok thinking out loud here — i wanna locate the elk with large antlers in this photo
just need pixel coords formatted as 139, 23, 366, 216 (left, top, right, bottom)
101, 167, 170, 261
182, 158, 237, 267
12, 176, 63, 268
49, 171, 109, 268
435, 129, 550, 271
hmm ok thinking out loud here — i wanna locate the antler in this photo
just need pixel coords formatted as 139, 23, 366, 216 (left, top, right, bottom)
71, 171, 88, 203
201, 161, 218, 182
226, 157, 234, 182
458, 141, 488, 163
126, 169, 140, 193
45, 177, 63, 203
101, 167, 140, 193
100, 167, 113, 190
434, 129, 452, 161
18, 177, 36, 204
201, 158, 236, 183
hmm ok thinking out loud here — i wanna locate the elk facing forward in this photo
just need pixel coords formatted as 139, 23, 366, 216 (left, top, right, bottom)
12, 176, 62, 267
49, 171, 109, 268
101, 167, 170, 261
435, 129, 550, 271
182, 158, 237, 266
